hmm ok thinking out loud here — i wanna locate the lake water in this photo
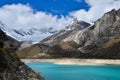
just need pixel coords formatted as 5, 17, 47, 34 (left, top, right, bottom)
27, 62, 120, 80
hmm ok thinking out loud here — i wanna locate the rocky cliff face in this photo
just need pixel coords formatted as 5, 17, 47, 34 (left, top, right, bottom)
76, 9, 120, 53
0, 28, 44, 80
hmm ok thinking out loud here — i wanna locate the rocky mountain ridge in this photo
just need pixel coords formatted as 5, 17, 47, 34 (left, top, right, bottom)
41, 19, 90, 45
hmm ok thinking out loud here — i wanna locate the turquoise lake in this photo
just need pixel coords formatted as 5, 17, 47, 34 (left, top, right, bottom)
27, 62, 120, 80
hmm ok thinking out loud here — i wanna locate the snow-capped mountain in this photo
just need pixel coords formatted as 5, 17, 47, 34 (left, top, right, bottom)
0, 21, 57, 42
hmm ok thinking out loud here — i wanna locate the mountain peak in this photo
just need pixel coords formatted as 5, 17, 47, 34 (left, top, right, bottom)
67, 18, 90, 30
71, 18, 78, 24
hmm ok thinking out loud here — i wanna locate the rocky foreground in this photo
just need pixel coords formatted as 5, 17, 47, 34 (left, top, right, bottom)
0, 29, 44, 80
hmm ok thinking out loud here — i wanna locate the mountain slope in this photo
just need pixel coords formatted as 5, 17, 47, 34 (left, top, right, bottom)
92, 35, 120, 59
17, 43, 50, 58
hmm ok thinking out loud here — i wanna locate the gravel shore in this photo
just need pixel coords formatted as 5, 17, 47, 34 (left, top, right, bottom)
21, 59, 120, 65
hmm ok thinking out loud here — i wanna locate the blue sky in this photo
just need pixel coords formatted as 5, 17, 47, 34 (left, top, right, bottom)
0, 0, 90, 17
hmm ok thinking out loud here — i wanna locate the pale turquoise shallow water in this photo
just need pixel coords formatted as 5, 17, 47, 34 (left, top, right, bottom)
27, 62, 120, 80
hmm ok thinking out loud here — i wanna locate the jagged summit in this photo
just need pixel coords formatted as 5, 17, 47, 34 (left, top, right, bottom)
70, 18, 78, 24
67, 18, 90, 30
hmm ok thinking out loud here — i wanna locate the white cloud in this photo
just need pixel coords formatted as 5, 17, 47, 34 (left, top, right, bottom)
0, 0, 119, 42
70, 0, 120, 22
0, 3, 72, 31
0, 4, 73, 42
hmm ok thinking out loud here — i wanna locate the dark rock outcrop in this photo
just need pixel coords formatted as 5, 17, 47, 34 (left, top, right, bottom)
0, 28, 44, 80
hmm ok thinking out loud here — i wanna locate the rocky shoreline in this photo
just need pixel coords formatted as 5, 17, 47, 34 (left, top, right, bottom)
21, 59, 120, 65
